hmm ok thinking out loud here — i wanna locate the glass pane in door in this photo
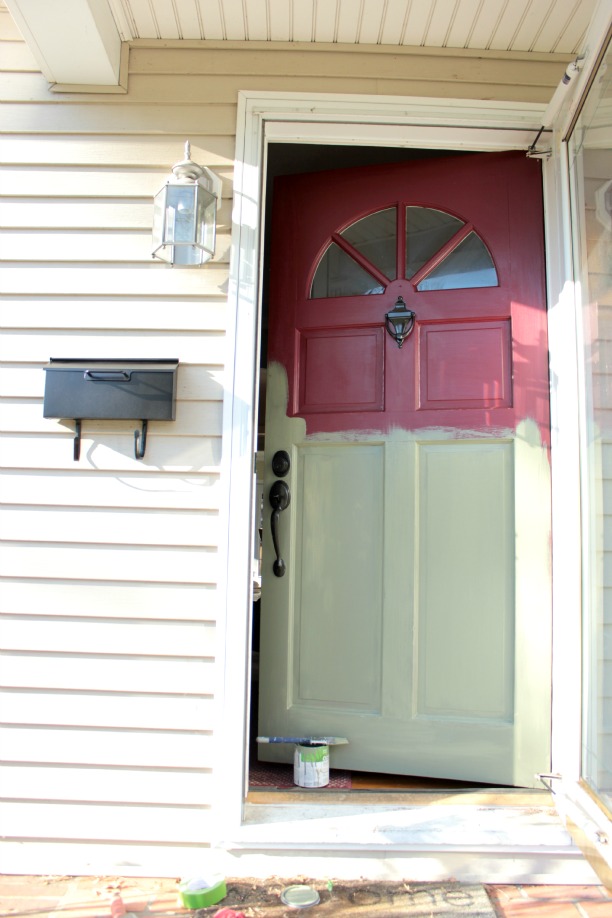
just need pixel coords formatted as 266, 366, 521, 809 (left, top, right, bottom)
417, 231, 498, 291
406, 206, 464, 278
310, 242, 384, 298
341, 207, 397, 280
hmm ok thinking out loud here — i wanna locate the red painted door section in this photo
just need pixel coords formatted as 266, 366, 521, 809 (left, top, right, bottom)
268, 152, 549, 444
259, 152, 552, 786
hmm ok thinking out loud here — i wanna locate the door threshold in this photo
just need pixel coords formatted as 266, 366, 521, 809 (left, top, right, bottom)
247, 764, 554, 806
246, 787, 554, 807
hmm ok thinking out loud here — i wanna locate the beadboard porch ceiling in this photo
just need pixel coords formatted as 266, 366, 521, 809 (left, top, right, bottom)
104, 0, 595, 52
4, 0, 597, 90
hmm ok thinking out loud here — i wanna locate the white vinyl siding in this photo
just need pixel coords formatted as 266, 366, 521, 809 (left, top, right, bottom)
0, 1, 575, 874
0, 7, 226, 872
126, 42, 571, 104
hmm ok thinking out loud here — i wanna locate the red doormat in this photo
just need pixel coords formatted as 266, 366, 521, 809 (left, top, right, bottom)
249, 760, 352, 789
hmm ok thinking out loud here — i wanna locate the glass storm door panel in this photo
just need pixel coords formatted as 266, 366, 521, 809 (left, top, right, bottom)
259, 152, 552, 787
569, 36, 612, 813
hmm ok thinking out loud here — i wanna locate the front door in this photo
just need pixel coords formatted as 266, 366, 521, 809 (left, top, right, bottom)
258, 151, 551, 787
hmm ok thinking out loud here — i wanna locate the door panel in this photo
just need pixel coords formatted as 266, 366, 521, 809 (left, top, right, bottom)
294, 443, 384, 712
419, 320, 512, 409
258, 151, 551, 787
298, 327, 385, 413
417, 440, 514, 722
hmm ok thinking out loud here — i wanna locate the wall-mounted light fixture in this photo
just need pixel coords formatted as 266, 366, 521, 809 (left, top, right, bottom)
152, 141, 222, 266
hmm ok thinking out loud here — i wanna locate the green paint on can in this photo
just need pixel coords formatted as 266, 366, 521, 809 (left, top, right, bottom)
294, 743, 329, 787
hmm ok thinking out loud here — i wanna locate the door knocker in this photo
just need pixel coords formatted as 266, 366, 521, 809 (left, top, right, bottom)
385, 296, 416, 348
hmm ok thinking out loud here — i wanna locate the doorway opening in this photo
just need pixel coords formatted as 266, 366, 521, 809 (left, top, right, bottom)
246, 140, 552, 794
248, 142, 494, 796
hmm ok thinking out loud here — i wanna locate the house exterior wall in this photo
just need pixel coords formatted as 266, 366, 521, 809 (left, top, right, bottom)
0, 1, 574, 874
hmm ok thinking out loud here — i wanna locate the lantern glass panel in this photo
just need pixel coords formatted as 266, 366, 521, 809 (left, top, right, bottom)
152, 186, 168, 261
167, 184, 197, 245
196, 186, 217, 257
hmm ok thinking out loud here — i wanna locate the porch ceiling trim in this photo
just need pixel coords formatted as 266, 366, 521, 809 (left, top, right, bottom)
4, 0, 126, 90
3, 0, 595, 91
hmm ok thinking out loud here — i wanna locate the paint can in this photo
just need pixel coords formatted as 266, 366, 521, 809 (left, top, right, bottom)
280, 885, 321, 908
293, 743, 329, 787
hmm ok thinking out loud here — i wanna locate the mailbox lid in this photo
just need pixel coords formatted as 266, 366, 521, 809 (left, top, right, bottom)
43, 358, 179, 420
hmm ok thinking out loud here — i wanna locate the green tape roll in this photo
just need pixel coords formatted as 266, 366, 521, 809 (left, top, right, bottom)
179, 877, 227, 909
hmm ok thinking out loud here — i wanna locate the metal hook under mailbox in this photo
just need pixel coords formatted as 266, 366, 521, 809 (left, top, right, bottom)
134, 419, 148, 460
73, 419, 82, 461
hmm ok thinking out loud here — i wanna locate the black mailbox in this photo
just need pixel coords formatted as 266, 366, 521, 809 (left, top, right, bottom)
43, 358, 179, 460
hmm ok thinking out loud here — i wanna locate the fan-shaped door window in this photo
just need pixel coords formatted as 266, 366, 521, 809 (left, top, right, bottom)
310, 205, 497, 298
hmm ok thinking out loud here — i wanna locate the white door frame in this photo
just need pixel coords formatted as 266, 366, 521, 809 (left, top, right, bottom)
214, 89, 578, 837
538, 0, 612, 876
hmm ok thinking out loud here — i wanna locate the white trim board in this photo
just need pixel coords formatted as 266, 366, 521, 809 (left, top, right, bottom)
265, 120, 546, 149
214, 90, 588, 881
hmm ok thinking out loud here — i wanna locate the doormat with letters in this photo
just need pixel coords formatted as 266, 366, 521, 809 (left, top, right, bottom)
195, 880, 497, 916
249, 760, 352, 789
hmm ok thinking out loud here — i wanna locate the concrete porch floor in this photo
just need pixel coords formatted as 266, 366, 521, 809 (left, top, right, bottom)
1, 875, 612, 918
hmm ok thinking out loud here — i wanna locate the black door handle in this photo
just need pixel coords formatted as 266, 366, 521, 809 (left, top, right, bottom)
269, 480, 290, 577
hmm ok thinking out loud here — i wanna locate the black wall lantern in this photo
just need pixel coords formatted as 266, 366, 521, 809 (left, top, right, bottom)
385, 296, 416, 348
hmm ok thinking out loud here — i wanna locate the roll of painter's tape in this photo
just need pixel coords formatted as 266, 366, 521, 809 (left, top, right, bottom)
178, 876, 227, 909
